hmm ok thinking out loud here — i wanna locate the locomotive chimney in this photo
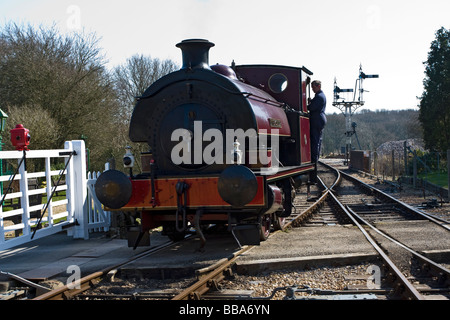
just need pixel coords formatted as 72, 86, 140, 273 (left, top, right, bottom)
176, 39, 215, 70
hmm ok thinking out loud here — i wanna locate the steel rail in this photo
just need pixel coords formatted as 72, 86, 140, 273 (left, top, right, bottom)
321, 162, 448, 299
339, 169, 450, 231
172, 245, 252, 300
283, 164, 340, 229
327, 190, 425, 300
171, 191, 328, 300
34, 175, 337, 301
317, 160, 341, 190
33, 239, 177, 300
283, 187, 329, 229
173, 162, 445, 300
319, 162, 431, 299
345, 205, 450, 288
172, 166, 342, 300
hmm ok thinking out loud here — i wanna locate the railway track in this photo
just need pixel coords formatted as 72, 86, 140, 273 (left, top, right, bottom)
170, 162, 449, 300
31, 177, 330, 301
32, 238, 181, 300
30, 160, 449, 300
318, 161, 450, 300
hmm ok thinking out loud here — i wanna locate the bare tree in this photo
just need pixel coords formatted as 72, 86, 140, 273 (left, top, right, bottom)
110, 54, 178, 172
113, 54, 179, 123
4, 104, 60, 150
0, 23, 118, 170
0, 23, 180, 171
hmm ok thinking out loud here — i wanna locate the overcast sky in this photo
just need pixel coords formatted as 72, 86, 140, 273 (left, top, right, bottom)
1, 0, 449, 113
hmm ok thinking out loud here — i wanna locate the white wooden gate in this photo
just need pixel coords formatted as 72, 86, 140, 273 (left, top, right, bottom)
0, 140, 110, 250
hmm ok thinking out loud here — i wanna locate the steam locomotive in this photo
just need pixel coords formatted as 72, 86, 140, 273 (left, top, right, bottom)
95, 39, 316, 248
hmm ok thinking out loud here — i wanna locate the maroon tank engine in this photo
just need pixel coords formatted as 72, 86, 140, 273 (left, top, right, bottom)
95, 39, 316, 248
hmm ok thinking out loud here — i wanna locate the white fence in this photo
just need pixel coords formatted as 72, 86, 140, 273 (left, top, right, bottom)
0, 140, 110, 250
86, 171, 111, 233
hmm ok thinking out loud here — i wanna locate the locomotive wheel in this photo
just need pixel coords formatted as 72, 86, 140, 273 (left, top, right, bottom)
259, 214, 271, 241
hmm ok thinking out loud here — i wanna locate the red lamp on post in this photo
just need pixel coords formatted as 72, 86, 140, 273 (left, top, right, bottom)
10, 124, 30, 151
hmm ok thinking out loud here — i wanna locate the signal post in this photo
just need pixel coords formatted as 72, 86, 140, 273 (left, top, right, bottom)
333, 65, 378, 164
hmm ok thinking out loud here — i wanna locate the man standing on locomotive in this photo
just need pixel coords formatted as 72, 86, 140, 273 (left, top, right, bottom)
308, 80, 327, 182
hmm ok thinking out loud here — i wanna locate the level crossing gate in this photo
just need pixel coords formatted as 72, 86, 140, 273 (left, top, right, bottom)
0, 140, 110, 251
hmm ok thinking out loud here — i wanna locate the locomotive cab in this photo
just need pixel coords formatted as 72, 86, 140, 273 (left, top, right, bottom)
95, 39, 316, 248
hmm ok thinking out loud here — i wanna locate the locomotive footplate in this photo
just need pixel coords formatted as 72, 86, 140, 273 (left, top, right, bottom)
262, 164, 316, 182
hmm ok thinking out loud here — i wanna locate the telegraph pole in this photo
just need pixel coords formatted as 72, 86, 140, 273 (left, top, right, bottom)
333, 65, 378, 164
